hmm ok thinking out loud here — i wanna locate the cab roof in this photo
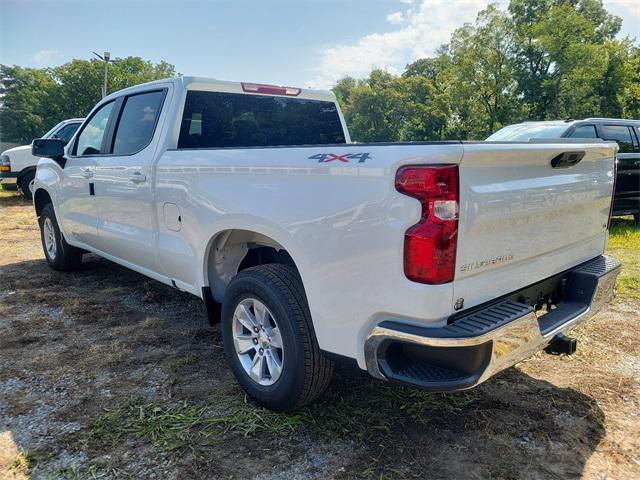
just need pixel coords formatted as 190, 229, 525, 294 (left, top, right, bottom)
104, 76, 337, 103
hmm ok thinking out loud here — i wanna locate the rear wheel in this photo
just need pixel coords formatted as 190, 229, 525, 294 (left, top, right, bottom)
39, 203, 84, 271
19, 170, 36, 201
221, 264, 333, 411
634, 213, 639, 226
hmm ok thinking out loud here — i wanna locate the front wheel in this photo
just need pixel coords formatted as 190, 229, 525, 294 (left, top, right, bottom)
221, 264, 333, 411
19, 170, 36, 201
39, 203, 84, 271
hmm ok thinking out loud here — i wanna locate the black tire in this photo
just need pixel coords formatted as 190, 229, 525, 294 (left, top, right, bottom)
19, 170, 36, 201
634, 213, 639, 226
39, 203, 83, 271
221, 264, 333, 411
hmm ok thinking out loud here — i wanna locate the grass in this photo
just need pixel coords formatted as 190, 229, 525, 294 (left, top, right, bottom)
0, 187, 17, 197
91, 395, 304, 451
90, 376, 482, 454
7, 451, 35, 479
607, 216, 640, 300
87, 218, 637, 458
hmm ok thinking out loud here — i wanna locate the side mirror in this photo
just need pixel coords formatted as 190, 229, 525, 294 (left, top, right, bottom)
32, 138, 66, 167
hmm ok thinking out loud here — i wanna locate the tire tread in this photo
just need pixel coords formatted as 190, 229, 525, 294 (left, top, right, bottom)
223, 263, 333, 410
40, 203, 83, 271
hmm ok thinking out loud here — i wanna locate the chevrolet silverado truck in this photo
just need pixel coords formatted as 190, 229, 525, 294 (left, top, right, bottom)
0, 118, 83, 200
31, 77, 621, 411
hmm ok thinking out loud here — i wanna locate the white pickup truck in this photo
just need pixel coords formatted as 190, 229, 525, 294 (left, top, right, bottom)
31, 77, 620, 411
1, 118, 83, 199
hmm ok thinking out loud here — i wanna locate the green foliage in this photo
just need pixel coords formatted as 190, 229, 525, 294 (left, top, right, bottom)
607, 217, 640, 300
335, 0, 639, 142
0, 57, 177, 143
0, 66, 60, 143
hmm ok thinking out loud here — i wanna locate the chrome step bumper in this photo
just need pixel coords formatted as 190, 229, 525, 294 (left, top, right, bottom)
364, 255, 621, 391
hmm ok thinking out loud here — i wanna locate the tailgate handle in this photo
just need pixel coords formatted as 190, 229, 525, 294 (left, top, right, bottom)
551, 151, 585, 168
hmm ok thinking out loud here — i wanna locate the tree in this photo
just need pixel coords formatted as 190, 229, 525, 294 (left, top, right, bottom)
509, 0, 623, 119
334, 0, 637, 142
53, 57, 177, 119
0, 57, 177, 143
443, 4, 522, 137
0, 66, 60, 144
338, 70, 405, 142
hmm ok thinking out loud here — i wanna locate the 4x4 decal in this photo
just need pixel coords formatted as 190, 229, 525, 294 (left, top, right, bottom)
309, 152, 372, 163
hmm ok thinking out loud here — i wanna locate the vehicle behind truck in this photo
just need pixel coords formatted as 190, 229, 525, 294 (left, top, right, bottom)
0, 118, 83, 200
30, 77, 620, 411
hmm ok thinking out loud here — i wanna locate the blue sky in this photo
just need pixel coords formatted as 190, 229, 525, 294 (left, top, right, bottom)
2, 0, 639, 89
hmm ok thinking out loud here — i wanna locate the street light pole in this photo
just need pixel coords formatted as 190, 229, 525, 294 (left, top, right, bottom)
92, 51, 111, 98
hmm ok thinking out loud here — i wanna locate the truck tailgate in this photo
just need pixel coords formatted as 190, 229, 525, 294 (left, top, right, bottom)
454, 141, 616, 310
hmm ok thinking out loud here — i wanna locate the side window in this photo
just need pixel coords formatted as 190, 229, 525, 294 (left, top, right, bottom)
75, 102, 114, 156
569, 125, 597, 139
112, 90, 165, 155
54, 123, 81, 145
600, 125, 635, 153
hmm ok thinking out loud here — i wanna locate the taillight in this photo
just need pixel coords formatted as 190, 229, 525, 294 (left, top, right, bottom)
241, 82, 301, 96
395, 165, 459, 284
607, 156, 617, 229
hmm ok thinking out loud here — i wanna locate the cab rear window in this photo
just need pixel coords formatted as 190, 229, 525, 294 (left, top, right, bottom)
178, 91, 346, 149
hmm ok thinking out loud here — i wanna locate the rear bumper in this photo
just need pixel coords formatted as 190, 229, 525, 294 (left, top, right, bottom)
364, 255, 621, 391
0, 171, 18, 186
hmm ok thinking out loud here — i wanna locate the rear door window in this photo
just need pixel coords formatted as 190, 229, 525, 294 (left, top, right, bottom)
178, 91, 346, 149
112, 90, 165, 155
600, 125, 635, 153
568, 125, 597, 139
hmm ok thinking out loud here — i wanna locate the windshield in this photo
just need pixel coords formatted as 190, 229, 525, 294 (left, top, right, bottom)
487, 123, 569, 141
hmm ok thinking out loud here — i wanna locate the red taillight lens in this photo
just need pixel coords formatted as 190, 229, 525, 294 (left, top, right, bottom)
395, 165, 459, 284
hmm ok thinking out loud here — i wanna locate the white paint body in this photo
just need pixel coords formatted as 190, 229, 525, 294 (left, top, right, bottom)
1, 119, 83, 180
34, 77, 617, 369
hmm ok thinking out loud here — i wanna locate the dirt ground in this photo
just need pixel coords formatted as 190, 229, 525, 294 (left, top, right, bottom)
1, 191, 639, 480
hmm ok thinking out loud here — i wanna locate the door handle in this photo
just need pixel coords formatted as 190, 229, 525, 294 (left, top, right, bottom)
82, 168, 93, 179
128, 172, 147, 183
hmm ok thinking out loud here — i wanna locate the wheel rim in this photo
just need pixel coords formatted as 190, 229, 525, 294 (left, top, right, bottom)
28, 178, 35, 194
232, 297, 284, 386
43, 217, 57, 260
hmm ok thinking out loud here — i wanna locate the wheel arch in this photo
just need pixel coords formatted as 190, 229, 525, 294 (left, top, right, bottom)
33, 187, 53, 217
203, 228, 303, 304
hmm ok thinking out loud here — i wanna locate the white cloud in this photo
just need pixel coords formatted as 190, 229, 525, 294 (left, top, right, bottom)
308, 0, 506, 89
387, 11, 405, 25
604, 0, 640, 18
307, 0, 640, 90
33, 49, 62, 64
603, 0, 640, 39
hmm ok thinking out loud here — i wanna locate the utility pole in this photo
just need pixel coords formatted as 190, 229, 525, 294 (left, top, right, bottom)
92, 51, 111, 98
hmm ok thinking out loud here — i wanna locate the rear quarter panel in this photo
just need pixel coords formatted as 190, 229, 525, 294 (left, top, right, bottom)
154, 144, 464, 365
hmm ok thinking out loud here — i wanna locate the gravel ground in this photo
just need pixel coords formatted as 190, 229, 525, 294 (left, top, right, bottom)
1, 191, 638, 479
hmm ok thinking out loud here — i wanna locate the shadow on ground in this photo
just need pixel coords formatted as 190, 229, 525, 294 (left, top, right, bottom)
0, 253, 608, 479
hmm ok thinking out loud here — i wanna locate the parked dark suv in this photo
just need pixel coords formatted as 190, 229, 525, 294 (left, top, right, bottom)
488, 118, 640, 224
